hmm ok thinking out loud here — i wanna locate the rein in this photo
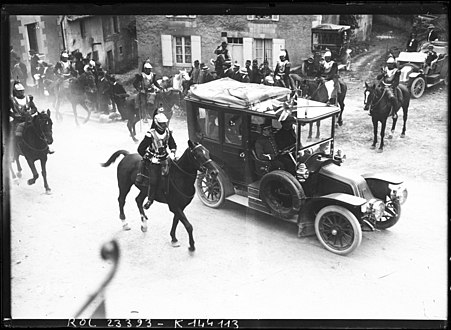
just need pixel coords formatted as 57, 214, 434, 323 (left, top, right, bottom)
366, 88, 387, 112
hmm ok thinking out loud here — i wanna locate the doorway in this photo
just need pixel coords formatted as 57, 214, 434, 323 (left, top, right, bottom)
26, 23, 39, 53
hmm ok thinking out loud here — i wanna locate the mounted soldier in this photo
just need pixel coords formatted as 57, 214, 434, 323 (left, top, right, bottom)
133, 61, 161, 120
274, 49, 292, 89
54, 51, 76, 91
213, 41, 231, 78
317, 50, 342, 106
376, 56, 401, 119
137, 113, 177, 210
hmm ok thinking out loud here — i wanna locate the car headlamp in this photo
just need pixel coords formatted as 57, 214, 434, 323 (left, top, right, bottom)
334, 148, 346, 162
361, 199, 385, 221
296, 163, 309, 182
389, 184, 408, 205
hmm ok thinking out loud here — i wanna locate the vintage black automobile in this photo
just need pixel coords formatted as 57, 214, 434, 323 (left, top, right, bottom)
397, 41, 449, 98
304, 23, 353, 74
185, 78, 407, 255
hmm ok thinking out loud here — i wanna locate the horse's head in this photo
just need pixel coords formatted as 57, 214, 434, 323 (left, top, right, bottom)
188, 140, 218, 176
82, 73, 97, 93
363, 81, 380, 111
34, 109, 54, 145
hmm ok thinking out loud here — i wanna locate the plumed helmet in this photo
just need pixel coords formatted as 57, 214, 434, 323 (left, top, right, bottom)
324, 51, 332, 58
154, 113, 169, 123
386, 57, 395, 64
61, 52, 69, 59
14, 82, 25, 92
89, 60, 96, 67
279, 50, 286, 58
144, 62, 152, 69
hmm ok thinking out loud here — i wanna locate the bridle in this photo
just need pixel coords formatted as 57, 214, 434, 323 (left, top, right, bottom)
364, 86, 386, 112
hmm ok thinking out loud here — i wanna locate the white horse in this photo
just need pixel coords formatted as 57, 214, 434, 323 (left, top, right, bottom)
157, 69, 190, 93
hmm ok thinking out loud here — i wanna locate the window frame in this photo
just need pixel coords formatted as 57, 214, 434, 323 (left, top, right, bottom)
247, 15, 279, 21
174, 36, 192, 65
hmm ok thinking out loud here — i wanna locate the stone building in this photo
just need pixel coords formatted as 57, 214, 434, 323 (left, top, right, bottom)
136, 15, 315, 77
61, 15, 137, 74
9, 15, 61, 85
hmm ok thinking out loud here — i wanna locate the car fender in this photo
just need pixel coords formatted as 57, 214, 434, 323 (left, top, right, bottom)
362, 173, 403, 200
212, 161, 235, 197
408, 72, 422, 79
299, 193, 367, 227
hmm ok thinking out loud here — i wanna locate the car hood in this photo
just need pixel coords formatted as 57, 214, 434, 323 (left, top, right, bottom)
397, 51, 427, 64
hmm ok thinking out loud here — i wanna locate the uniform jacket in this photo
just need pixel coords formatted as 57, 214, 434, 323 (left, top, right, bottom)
255, 134, 278, 160
138, 128, 177, 163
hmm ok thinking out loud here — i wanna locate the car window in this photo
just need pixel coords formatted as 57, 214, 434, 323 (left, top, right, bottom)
224, 113, 242, 145
195, 108, 219, 141
299, 116, 333, 149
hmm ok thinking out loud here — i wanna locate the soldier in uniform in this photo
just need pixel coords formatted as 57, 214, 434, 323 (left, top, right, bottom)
317, 50, 342, 106
137, 113, 177, 209
274, 50, 292, 89
259, 59, 273, 80
133, 61, 162, 120
213, 41, 231, 78
376, 56, 401, 118
54, 51, 76, 90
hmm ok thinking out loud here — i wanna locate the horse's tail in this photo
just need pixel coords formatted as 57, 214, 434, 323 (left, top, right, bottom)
101, 150, 130, 167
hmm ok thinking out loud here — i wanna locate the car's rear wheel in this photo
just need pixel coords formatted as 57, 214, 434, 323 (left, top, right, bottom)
259, 170, 305, 219
196, 171, 226, 208
315, 205, 362, 255
375, 198, 401, 230
410, 76, 426, 98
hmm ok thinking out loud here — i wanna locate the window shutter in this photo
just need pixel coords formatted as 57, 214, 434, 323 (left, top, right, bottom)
243, 38, 253, 64
271, 15, 279, 21
191, 35, 201, 65
272, 38, 285, 69
161, 34, 173, 66
247, 15, 255, 21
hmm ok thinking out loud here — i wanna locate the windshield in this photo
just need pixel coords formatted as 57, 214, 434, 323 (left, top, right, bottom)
296, 115, 334, 160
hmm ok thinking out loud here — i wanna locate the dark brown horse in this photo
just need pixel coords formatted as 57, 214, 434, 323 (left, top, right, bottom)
54, 73, 97, 125
363, 82, 410, 152
11, 110, 54, 193
101, 141, 217, 252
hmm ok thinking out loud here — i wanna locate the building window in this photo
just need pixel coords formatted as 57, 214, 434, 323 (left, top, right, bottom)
255, 39, 273, 68
119, 46, 123, 55
227, 37, 243, 44
80, 20, 86, 39
112, 16, 120, 34
247, 15, 279, 21
175, 36, 191, 64
93, 50, 99, 61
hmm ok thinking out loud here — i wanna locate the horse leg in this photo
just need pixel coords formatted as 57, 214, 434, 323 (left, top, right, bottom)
170, 214, 181, 247
116, 178, 133, 230
172, 207, 195, 252
71, 101, 80, 126
378, 120, 387, 152
135, 189, 149, 232
371, 118, 378, 150
337, 99, 345, 126
25, 158, 39, 185
127, 120, 138, 142
40, 158, 51, 194
54, 92, 63, 122
80, 100, 92, 124
315, 121, 321, 139
388, 115, 398, 139
307, 122, 313, 141
401, 105, 408, 138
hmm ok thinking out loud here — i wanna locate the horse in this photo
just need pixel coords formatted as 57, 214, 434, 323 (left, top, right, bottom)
54, 73, 97, 125
296, 75, 348, 140
363, 82, 410, 152
101, 141, 218, 252
157, 70, 191, 95
11, 110, 54, 193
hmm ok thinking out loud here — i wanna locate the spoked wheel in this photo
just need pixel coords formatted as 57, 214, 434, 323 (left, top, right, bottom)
410, 76, 426, 98
315, 205, 362, 255
375, 198, 401, 230
196, 171, 225, 208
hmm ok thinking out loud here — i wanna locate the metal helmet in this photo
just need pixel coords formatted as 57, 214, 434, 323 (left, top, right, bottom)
324, 51, 332, 58
279, 50, 286, 59
61, 52, 69, 60
154, 113, 168, 124
386, 57, 395, 64
144, 62, 152, 69
14, 82, 25, 92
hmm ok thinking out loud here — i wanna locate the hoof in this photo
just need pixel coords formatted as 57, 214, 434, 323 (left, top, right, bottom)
171, 241, 181, 248
188, 246, 195, 252
45, 189, 52, 195
387, 135, 393, 139
27, 179, 35, 185
17, 172, 22, 178
306, 137, 312, 142
122, 223, 131, 231
370, 145, 376, 150
377, 148, 383, 153
13, 178, 20, 185
141, 225, 147, 232
400, 134, 405, 138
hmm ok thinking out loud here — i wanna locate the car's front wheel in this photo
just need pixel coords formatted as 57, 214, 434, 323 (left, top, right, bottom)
196, 171, 226, 208
315, 205, 362, 255
375, 198, 401, 230
410, 76, 426, 98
